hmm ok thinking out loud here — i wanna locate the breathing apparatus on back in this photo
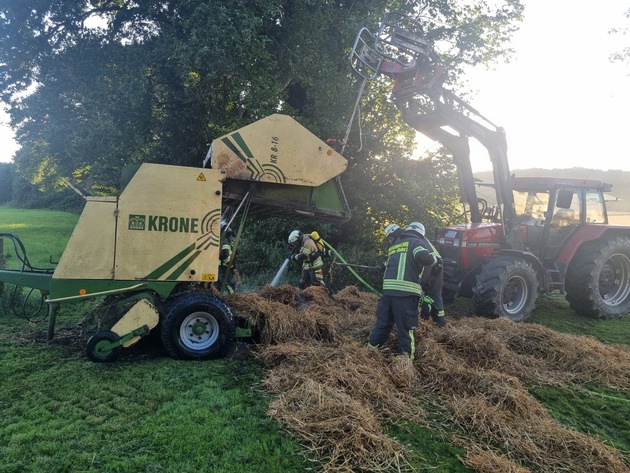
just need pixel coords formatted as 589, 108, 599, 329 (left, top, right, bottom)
309, 231, 326, 254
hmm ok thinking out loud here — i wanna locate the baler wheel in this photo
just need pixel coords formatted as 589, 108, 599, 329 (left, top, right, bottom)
160, 293, 236, 360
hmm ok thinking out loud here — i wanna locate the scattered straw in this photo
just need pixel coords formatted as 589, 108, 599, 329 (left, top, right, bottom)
227, 285, 335, 344
219, 286, 630, 472
269, 378, 411, 472
460, 444, 532, 473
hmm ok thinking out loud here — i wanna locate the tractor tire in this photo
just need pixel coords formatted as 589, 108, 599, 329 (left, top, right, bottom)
565, 236, 630, 319
160, 293, 236, 360
472, 256, 538, 322
86, 331, 122, 363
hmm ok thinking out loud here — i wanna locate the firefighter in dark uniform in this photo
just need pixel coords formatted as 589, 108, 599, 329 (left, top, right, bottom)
412, 222, 446, 327
287, 230, 326, 289
368, 222, 438, 359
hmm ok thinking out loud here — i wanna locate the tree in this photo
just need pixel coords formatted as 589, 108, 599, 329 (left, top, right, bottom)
0, 162, 14, 204
609, 7, 630, 66
0, 0, 525, 258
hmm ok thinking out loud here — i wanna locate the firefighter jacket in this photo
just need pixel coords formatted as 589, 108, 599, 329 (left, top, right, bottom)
382, 231, 437, 297
220, 236, 233, 267
293, 235, 324, 270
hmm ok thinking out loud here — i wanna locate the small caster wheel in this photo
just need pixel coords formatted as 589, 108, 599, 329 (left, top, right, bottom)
86, 331, 122, 362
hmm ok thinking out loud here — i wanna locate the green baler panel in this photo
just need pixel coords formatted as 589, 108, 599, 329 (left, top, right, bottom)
222, 178, 350, 223
258, 180, 345, 212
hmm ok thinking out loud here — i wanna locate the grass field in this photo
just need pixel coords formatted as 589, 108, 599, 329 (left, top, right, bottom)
1, 206, 630, 472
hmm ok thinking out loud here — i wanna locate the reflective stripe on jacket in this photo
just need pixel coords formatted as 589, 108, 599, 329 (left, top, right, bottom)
299, 236, 323, 270
382, 231, 437, 297
220, 237, 233, 266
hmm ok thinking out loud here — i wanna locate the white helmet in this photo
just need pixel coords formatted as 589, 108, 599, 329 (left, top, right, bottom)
288, 230, 303, 244
406, 221, 425, 236
384, 223, 400, 238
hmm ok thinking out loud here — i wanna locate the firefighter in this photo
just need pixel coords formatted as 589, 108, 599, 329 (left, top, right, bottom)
215, 220, 238, 294
408, 222, 446, 327
368, 222, 438, 359
287, 229, 326, 289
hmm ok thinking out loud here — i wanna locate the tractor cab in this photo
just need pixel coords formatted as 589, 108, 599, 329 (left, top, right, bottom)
512, 177, 610, 263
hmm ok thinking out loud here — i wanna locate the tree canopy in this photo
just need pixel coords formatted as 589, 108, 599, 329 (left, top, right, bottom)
0, 0, 525, 245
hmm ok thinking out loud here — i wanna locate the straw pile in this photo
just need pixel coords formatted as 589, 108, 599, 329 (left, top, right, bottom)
227, 285, 336, 344
226, 285, 630, 472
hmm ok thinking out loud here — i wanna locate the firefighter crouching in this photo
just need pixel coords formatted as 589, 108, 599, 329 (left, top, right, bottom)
287, 230, 326, 289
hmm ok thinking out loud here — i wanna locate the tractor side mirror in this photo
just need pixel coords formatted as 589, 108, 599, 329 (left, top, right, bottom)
556, 189, 574, 209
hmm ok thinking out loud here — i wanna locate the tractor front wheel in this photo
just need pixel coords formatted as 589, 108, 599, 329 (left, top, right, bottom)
160, 293, 236, 360
472, 256, 538, 322
565, 236, 630, 319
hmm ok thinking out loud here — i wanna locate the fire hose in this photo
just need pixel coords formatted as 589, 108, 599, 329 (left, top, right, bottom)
320, 240, 382, 296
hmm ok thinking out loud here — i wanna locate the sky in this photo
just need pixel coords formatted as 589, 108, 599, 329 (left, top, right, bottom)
422, 0, 630, 173
1, 1, 629, 172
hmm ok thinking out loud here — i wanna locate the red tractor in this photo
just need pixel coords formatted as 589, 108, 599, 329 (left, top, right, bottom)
350, 12, 630, 321
438, 176, 630, 321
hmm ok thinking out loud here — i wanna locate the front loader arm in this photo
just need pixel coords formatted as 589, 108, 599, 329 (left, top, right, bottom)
349, 11, 523, 246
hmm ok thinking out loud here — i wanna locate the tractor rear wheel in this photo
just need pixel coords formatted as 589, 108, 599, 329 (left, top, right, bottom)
160, 293, 236, 360
472, 256, 538, 322
565, 236, 630, 319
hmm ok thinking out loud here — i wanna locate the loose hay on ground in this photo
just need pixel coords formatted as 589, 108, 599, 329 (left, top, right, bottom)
227, 286, 335, 344
460, 444, 533, 473
269, 378, 411, 473
229, 286, 630, 472
262, 341, 423, 422
434, 317, 630, 389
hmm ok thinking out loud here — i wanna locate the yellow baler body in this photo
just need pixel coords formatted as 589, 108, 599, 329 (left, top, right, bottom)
207, 114, 347, 186
53, 164, 224, 284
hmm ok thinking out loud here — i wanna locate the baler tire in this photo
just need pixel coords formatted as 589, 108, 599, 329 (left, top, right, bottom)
565, 236, 630, 319
86, 331, 122, 363
161, 293, 236, 360
472, 256, 538, 322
